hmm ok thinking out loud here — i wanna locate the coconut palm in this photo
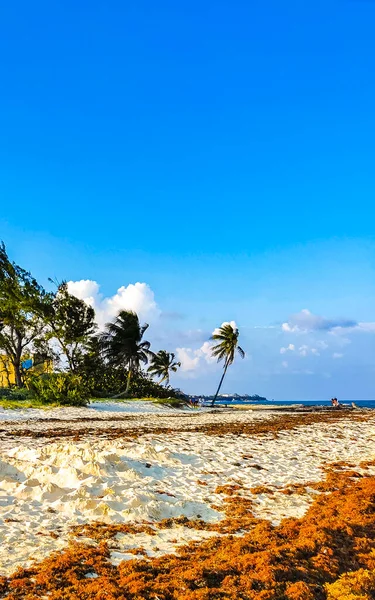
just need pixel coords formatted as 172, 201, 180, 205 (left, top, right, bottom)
100, 310, 152, 394
210, 322, 245, 406
147, 350, 181, 386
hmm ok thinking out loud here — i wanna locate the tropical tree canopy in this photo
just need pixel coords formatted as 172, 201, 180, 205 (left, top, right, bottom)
100, 310, 152, 393
210, 321, 245, 405
211, 322, 245, 365
0, 242, 51, 387
0, 243, 193, 403
46, 282, 96, 373
147, 350, 181, 385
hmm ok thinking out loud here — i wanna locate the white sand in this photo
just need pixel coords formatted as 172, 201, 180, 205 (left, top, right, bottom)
0, 401, 176, 421
109, 527, 218, 565
0, 410, 374, 575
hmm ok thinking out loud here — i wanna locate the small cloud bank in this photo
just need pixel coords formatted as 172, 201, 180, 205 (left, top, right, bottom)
176, 342, 216, 373
282, 309, 356, 333
276, 308, 375, 388
280, 342, 322, 358
281, 309, 375, 338
280, 344, 295, 354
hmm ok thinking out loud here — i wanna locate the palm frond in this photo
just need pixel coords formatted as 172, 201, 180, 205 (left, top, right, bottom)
100, 309, 152, 372
237, 345, 245, 359
146, 350, 181, 385
209, 322, 245, 365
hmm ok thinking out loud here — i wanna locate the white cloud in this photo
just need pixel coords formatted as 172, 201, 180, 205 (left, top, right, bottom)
281, 360, 288, 368
332, 322, 375, 335
175, 341, 216, 375
333, 353, 344, 359
175, 348, 201, 373
280, 344, 295, 354
67, 280, 160, 328
67, 280, 100, 308
282, 309, 356, 333
199, 341, 216, 364
357, 322, 375, 332
298, 345, 320, 357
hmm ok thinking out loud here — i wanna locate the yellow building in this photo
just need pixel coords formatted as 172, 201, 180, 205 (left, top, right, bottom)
0, 355, 52, 387
0, 356, 14, 387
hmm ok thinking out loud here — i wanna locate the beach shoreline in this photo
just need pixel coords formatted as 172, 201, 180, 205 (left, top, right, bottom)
0, 405, 374, 592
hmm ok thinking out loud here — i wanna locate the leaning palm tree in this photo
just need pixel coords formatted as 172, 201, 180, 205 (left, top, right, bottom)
147, 350, 181, 386
210, 322, 245, 406
100, 310, 152, 395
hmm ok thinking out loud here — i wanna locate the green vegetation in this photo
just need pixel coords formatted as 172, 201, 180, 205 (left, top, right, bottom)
99, 310, 152, 395
92, 397, 187, 408
0, 241, 247, 408
0, 387, 33, 401
46, 281, 96, 373
0, 395, 186, 410
0, 243, 185, 406
28, 373, 90, 406
0, 242, 51, 387
147, 350, 181, 386
78, 344, 182, 400
0, 398, 59, 410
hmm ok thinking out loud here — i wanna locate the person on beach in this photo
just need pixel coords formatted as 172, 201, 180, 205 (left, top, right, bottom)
189, 398, 199, 409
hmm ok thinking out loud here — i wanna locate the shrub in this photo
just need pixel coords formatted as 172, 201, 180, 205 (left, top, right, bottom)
127, 372, 181, 399
79, 362, 185, 400
76, 339, 187, 399
82, 366, 129, 398
28, 373, 90, 406
0, 387, 33, 401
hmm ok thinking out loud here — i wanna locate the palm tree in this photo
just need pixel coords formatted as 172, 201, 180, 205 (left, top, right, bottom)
100, 310, 152, 395
210, 322, 245, 406
147, 350, 181, 386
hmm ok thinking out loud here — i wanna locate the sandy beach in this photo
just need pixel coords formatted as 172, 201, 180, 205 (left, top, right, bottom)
0, 403, 374, 598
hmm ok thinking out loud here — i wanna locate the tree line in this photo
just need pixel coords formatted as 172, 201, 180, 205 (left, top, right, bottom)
0, 242, 244, 405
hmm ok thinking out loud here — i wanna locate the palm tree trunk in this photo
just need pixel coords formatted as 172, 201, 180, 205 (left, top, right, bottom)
111, 368, 132, 399
125, 369, 132, 395
211, 360, 229, 407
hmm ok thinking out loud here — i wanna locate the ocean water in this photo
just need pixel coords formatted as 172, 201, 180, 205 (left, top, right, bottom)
213, 399, 375, 409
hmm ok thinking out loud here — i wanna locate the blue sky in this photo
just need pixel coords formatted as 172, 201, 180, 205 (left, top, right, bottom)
1, 0, 375, 399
